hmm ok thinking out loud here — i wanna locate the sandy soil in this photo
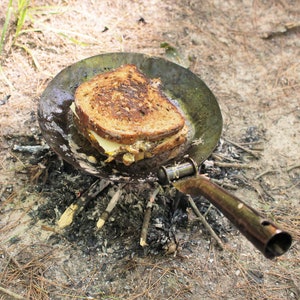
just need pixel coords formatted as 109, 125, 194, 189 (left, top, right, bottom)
0, 1, 299, 299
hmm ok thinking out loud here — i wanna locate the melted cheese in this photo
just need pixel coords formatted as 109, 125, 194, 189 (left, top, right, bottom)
89, 130, 154, 165
89, 130, 124, 156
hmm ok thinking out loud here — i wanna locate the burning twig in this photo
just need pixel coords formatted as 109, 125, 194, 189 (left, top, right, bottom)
140, 186, 161, 247
58, 179, 110, 228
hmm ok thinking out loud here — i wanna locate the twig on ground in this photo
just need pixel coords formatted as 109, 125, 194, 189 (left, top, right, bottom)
254, 169, 278, 180
287, 164, 300, 172
286, 180, 300, 190
0, 191, 17, 209
0, 286, 25, 300
140, 186, 161, 247
203, 204, 213, 217
224, 138, 262, 159
187, 195, 224, 250
211, 153, 236, 162
259, 182, 276, 202
211, 179, 238, 190
214, 161, 253, 169
0, 246, 22, 270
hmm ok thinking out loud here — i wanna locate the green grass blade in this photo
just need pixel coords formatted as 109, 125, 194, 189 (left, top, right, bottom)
0, 0, 13, 56
15, 0, 30, 40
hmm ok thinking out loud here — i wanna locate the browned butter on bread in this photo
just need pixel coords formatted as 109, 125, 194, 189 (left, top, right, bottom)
73, 64, 188, 165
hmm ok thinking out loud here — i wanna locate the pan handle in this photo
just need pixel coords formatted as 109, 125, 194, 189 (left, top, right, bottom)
158, 167, 292, 259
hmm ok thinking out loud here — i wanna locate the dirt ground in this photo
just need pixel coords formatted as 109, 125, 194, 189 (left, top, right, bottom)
0, 0, 299, 299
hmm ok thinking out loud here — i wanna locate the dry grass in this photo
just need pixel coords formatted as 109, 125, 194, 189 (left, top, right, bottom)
0, 245, 52, 299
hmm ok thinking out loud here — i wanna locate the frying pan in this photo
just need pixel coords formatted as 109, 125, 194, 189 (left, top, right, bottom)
38, 52, 292, 259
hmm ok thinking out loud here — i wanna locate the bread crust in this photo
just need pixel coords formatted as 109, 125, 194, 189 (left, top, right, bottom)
74, 64, 185, 144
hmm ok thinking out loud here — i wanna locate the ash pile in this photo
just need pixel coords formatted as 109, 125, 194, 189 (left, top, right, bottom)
11, 127, 262, 258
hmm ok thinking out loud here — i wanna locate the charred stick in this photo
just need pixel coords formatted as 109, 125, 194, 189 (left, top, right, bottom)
140, 187, 161, 247
96, 186, 124, 229
139, 202, 152, 247
58, 179, 110, 229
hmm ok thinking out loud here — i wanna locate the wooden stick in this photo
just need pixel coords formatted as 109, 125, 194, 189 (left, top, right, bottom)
140, 187, 160, 247
187, 195, 224, 249
96, 187, 123, 229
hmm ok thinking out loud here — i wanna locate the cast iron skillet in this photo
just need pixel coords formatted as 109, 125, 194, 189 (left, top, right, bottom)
38, 52, 292, 259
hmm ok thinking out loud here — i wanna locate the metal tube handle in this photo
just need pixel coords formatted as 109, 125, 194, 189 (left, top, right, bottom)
158, 163, 292, 259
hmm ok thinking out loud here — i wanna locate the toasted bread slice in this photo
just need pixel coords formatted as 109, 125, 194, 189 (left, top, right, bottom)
74, 64, 185, 144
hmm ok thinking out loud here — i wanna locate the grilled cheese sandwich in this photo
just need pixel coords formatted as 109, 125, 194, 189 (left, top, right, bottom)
72, 64, 188, 165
